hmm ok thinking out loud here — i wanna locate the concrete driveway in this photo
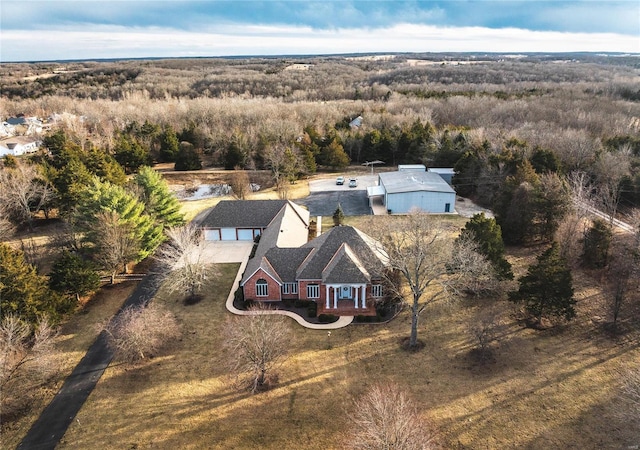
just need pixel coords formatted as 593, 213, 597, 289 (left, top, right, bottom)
202, 241, 253, 263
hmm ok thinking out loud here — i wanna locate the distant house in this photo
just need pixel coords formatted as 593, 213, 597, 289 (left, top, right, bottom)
367, 169, 456, 214
0, 136, 40, 157
5, 116, 43, 135
349, 115, 363, 128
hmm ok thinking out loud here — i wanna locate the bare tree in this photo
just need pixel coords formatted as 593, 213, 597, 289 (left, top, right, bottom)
263, 144, 302, 199
0, 202, 15, 241
229, 168, 250, 200
468, 307, 500, 362
557, 171, 595, 264
621, 366, 640, 423
223, 304, 292, 393
0, 163, 53, 231
346, 383, 438, 450
0, 315, 56, 390
104, 302, 180, 363
368, 213, 495, 349
154, 223, 212, 302
92, 211, 140, 283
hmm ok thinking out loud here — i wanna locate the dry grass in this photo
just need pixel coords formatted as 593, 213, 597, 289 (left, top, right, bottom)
1, 282, 137, 449
52, 256, 640, 449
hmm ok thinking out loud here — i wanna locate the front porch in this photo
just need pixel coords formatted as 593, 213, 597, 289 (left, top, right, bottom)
319, 284, 377, 316
317, 299, 377, 316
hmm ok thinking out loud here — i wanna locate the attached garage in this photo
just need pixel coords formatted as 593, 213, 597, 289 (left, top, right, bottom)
204, 229, 221, 241
200, 200, 307, 242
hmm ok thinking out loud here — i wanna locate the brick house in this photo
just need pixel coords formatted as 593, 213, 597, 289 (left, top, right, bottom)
239, 207, 389, 316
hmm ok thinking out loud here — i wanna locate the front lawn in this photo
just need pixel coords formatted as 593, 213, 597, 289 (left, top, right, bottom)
54, 260, 639, 449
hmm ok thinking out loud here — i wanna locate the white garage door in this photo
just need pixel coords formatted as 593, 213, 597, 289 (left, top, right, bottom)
204, 229, 221, 241
237, 229, 254, 240
220, 228, 237, 240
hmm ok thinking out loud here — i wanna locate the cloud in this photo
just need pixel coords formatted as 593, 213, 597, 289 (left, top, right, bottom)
2, 23, 637, 62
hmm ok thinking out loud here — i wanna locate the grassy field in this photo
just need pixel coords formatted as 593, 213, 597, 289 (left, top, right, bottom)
4, 186, 638, 449
50, 255, 639, 449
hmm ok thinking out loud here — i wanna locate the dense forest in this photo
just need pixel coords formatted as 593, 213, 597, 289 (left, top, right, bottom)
1, 53, 639, 213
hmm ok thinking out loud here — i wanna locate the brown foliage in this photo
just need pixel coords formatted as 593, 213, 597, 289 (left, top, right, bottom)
104, 302, 180, 363
222, 304, 292, 393
346, 383, 438, 450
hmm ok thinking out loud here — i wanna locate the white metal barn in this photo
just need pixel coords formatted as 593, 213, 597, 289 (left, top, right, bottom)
376, 171, 456, 214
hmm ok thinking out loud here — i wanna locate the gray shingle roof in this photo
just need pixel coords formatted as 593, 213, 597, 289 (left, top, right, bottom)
201, 200, 289, 228
322, 244, 371, 284
263, 247, 314, 282
297, 226, 387, 280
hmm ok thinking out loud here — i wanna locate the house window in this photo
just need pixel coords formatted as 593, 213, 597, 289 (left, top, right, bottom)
307, 284, 319, 299
282, 283, 298, 294
256, 279, 268, 297
372, 284, 383, 297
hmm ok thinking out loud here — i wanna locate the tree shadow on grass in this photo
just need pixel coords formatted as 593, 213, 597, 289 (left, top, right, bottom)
183, 294, 204, 306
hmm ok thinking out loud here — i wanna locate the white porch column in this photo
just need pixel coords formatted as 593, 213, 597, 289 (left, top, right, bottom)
361, 284, 366, 308
353, 286, 358, 309
333, 286, 338, 309
325, 285, 330, 309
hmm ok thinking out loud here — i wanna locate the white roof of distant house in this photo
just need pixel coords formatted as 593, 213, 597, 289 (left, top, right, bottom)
379, 171, 455, 194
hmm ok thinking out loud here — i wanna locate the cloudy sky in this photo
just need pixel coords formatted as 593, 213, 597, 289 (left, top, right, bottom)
1, 1, 638, 62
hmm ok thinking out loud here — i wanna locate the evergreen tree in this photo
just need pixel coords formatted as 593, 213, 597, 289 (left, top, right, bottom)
581, 218, 612, 269
159, 126, 180, 162
85, 145, 127, 186
49, 251, 100, 303
530, 147, 561, 174
333, 204, 344, 226
0, 243, 72, 324
113, 134, 151, 174
222, 140, 247, 170
77, 177, 164, 261
458, 213, 513, 280
320, 139, 350, 169
134, 166, 185, 227
509, 242, 576, 324
175, 142, 203, 171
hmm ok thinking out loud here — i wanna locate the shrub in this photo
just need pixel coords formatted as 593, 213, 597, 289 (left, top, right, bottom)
318, 314, 338, 323
307, 304, 317, 318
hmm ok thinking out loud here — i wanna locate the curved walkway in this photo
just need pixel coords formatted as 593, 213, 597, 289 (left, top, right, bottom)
209, 241, 354, 329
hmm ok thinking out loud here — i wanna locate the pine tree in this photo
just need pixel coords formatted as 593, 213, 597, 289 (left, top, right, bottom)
458, 213, 513, 280
77, 177, 164, 261
509, 242, 576, 324
0, 244, 72, 324
134, 166, 185, 227
175, 142, 203, 171
159, 126, 180, 162
49, 251, 100, 303
333, 204, 344, 226
581, 218, 612, 269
